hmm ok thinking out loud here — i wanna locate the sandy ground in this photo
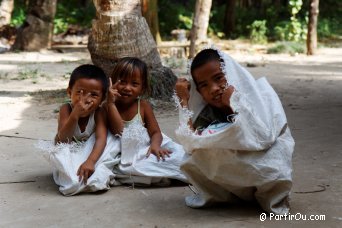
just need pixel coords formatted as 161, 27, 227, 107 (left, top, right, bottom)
0, 46, 341, 227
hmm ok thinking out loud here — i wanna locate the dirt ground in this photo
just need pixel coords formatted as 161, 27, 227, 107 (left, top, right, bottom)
0, 46, 341, 227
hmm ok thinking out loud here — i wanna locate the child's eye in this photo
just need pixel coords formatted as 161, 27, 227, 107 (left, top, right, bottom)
214, 75, 225, 82
91, 93, 99, 97
198, 83, 207, 90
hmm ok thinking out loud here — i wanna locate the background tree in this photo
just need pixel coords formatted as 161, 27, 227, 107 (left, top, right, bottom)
141, 0, 161, 44
224, 0, 236, 38
307, 0, 319, 55
12, 0, 57, 51
0, 0, 14, 27
189, 0, 212, 58
88, 0, 176, 100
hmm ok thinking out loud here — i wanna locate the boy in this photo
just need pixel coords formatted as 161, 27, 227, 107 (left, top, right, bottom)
175, 48, 294, 214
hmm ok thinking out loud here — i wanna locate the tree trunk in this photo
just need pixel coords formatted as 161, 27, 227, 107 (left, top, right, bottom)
88, 0, 176, 100
0, 0, 14, 27
307, 0, 319, 55
224, 0, 236, 38
189, 0, 212, 58
12, 0, 57, 51
141, 0, 161, 44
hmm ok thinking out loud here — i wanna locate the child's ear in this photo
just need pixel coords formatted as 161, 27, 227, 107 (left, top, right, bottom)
66, 87, 71, 97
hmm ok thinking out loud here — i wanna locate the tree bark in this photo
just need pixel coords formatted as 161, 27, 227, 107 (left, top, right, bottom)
307, 0, 319, 55
141, 0, 161, 44
224, 0, 236, 38
12, 0, 57, 51
189, 0, 213, 58
0, 0, 14, 27
88, 0, 176, 100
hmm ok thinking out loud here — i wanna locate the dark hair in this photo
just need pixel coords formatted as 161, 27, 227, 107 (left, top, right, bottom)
111, 57, 150, 96
190, 49, 223, 86
190, 49, 223, 73
69, 64, 108, 99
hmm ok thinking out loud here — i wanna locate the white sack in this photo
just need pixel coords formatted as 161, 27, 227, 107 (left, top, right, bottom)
175, 48, 295, 214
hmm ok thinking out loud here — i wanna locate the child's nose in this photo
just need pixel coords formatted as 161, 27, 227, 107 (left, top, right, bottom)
211, 83, 221, 94
123, 84, 132, 91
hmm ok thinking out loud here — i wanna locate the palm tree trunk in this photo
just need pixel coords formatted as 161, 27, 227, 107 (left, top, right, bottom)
88, 0, 176, 100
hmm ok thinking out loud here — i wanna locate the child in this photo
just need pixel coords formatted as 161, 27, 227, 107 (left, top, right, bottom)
38, 64, 120, 195
106, 57, 188, 185
175, 48, 294, 214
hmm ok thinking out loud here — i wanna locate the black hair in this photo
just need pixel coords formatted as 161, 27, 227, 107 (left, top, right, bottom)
69, 64, 108, 99
190, 49, 223, 74
111, 57, 150, 96
190, 49, 225, 86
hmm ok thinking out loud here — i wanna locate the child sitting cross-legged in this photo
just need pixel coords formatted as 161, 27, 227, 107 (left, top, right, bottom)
106, 57, 188, 186
38, 64, 120, 195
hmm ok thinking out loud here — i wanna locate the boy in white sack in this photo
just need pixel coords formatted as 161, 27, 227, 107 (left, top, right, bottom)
175, 47, 295, 214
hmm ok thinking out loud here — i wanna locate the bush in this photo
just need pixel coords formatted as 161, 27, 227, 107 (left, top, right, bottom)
248, 20, 268, 44
267, 41, 305, 55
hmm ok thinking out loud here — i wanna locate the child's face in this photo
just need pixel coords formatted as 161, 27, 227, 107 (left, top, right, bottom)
192, 60, 228, 109
68, 78, 104, 116
115, 69, 143, 104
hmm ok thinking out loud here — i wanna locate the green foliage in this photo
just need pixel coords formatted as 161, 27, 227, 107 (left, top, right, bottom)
54, 18, 69, 34
248, 20, 267, 44
178, 15, 192, 30
267, 41, 305, 55
9, 0, 342, 42
159, 0, 195, 38
207, 5, 226, 38
287, 0, 306, 41
10, 1, 26, 27
317, 18, 341, 39
53, 1, 95, 34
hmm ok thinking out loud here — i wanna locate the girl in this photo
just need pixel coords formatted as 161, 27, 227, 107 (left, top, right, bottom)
175, 48, 294, 214
106, 57, 187, 186
38, 64, 120, 195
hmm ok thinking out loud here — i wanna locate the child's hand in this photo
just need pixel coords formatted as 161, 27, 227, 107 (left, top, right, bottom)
77, 159, 96, 184
146, 146, 172, 161
175, 78, 191, 107
72, 90, 94, 118
221, 85, 235, 108
107, 78, 121, 104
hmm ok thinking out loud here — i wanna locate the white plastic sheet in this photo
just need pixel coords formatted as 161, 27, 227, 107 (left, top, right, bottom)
175, 48, 295, 214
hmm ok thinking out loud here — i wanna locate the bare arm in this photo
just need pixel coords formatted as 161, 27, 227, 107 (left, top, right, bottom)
56, 92, 94, 143
142, 100, 171, 161
77, 107, 107, 184
55, 104, 78, 143
106, 78, 124, 135
175, 78, 195, 131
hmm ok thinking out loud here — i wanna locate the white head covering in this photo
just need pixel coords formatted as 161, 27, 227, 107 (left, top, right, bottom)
176, 47, 289, 151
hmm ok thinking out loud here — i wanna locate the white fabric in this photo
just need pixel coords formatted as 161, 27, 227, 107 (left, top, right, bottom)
175, 49, 294, 214
37, 111, 121, 196
113, 108, 188, 186
73, 111, 95, 141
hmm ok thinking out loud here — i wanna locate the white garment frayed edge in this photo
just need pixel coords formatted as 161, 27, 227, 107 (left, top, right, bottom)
34, 140, 87, 163
172, 93, 195, 137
